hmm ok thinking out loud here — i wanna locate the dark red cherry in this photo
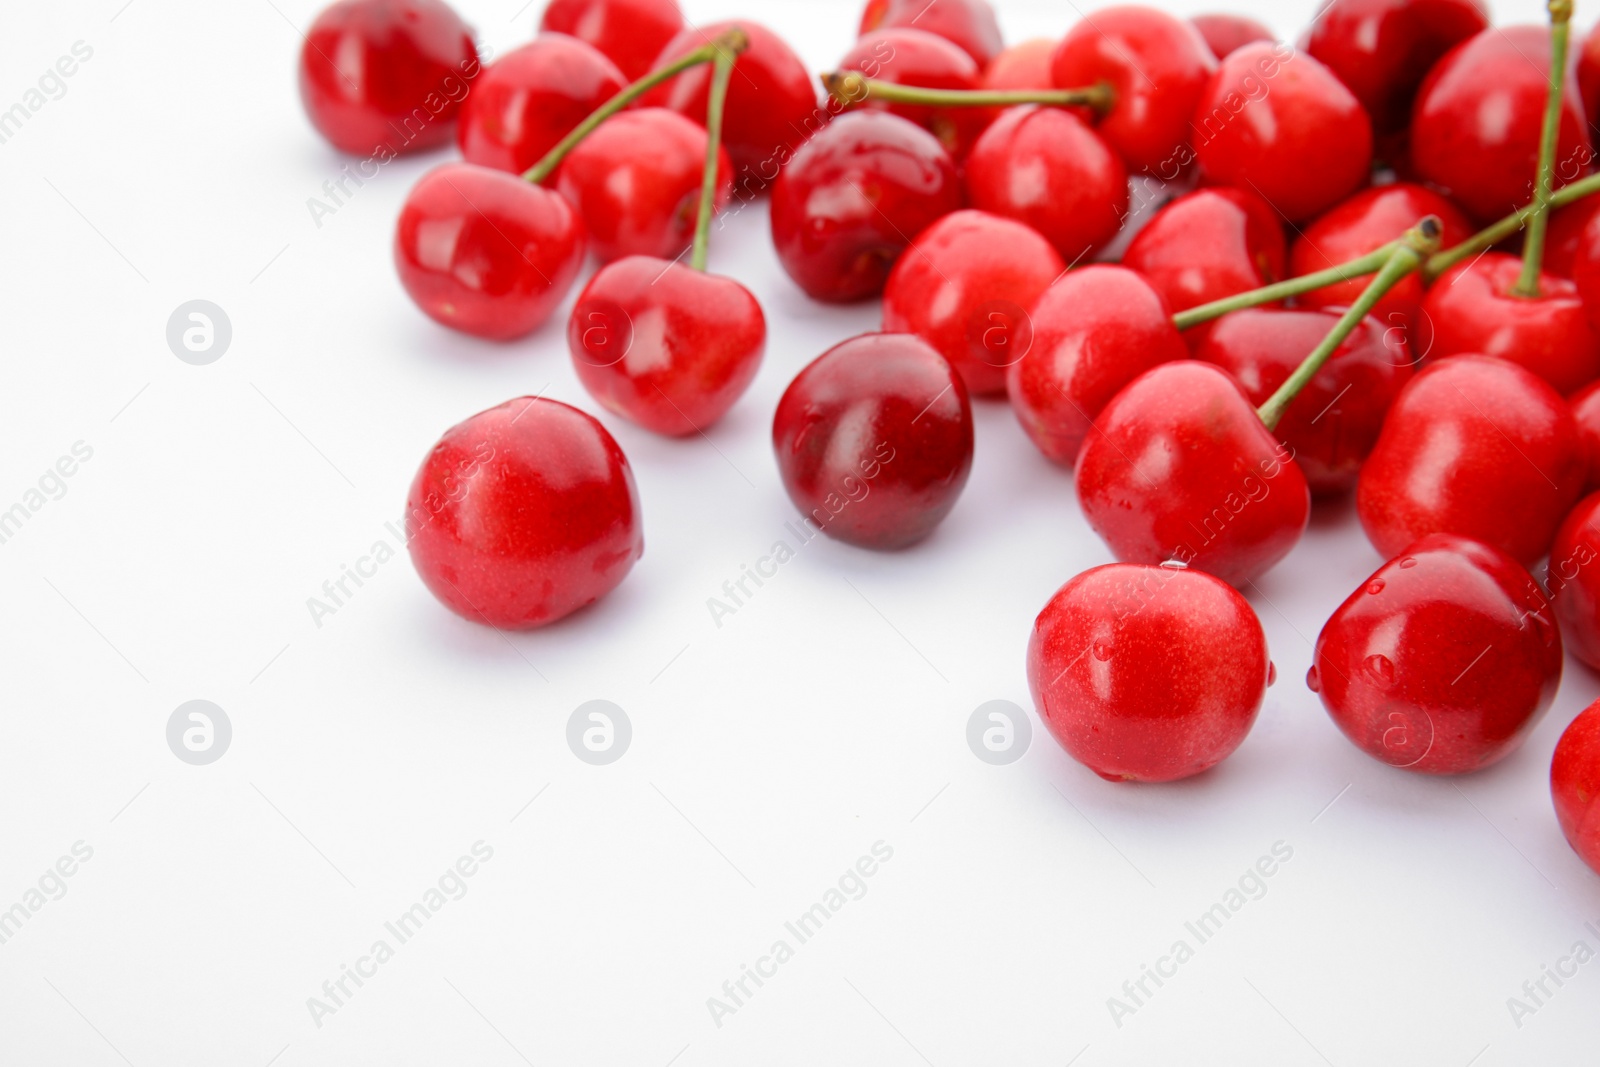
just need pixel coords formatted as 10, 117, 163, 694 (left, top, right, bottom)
882, 209, 1066, 396
858, 0, 1003, 68
1411, 25, 1593, 221
299, 0, 480, 156
1049, 5, 1217, 177
1076, 361, 1311, 586
963, 106, 1129, 264
1357, 355, 1585, 565
1569, 381, 1600, 493
1197, 308, 1412, 496
772, 332, 974, 549
539, 0, 683, 80
1421, 253, 1600, 396
981, 39, 1055, 91
457, 34, 626, 175
406, 396, 643, 628
838, 28, 992, 158
1549, 493, 1600, 669
1007, 266, 1186, 466
567, 256, 765, 436
1191, 13, 1274, 59
769, 110, 962, 304
1580, 23, 1600, 124
1027, 562, 1272, 783
1305, 0, 1488, 135
1193, 43, 1373, 223
1552, 697, 1600, 875
1569, 210, 1600, 333
1312, 533, 1561, 775
1542, 196, 1600, 279
395, 163, 586, 340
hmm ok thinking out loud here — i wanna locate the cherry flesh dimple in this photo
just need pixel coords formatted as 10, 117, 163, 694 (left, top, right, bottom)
1312, 533, 1561, 775
1050, 5, 1217, 177
406, 396, 643, 629
962, 106, 1129, 265
1007, 266, 1187, 467
1197, 308, 1412, 496
769, 110, 962, 304
1027, 563, 1272, 783
1569, 381, 1600, 493
1549, 493, 1600, 669
1076, 361, 1311, 587
1191, 13, 1274, 59
299, 0, 480, 156
858, 0, 1003, 69
882, 209, 1066, 397
1552, 698, 1600, 876
981, 39, 1055, 91
1357, 355, 1585, 566
395, 163, 586, 340
539, 0, 683, 80
568, 256, 766, 436
838, 29, 991, 159
772, 332, 974, 550
1193, 43, 1373, 224
457, 34, 626, 175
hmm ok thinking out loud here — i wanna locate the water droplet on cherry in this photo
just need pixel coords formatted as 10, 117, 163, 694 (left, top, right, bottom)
1267, 661, 1277, 686
1367, 579, 1386, 595
1398, 556, 1418, 569
1092, 640, 1113, 661
1305, 664, 1320, 692
1364, 653, 1396, 687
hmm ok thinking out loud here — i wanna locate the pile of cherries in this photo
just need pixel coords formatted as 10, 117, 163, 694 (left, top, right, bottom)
301, 0, 1600, 877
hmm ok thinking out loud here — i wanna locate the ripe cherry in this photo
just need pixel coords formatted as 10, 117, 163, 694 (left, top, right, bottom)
772, 332, 974, 549
838, 29, 991, 159
395, 163, 585, 340
1311, 534, 1561, 775
1541, 196, 1600, 279
1552, 697, 1600, 876
1569, 209, 1600, 332
538, 0, 683, 80
769, 110, 962, 304
1191, 13, 1273, 59
981, 39, 1055, 91
858, 0, 1003, 69
1580, 22, 1600, 122
1027, 562, 1272, 783
882, 209, 1066, 396
299, 0, 480, 156
1569, 380, 1600, 492
1007, 266, 1187, 466
406, 396, 643, 628
1548, 493, 1600, 669
1357, 355, 1585, 565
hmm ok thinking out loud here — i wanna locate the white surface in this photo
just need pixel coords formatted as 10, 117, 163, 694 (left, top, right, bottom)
2, 0, 1598, 1063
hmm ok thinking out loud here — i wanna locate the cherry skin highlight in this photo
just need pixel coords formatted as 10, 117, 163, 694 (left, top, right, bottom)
395, 163, 586, 340
538, 0, 683, 80
1191, 13, 1274, 59
772, 332, 974, 550
1551, 698, 1600, 876
858, 0, 1003, 68
567, 257, 766, 437
1356, 355, 1585, 566
1027, 562, 1272, 783
769, 110, 962, 304
1569, 381, 1600, 493
882, 209, 1066, 397
1311, 534, 1561, 776
838, 28, 992, 159
981, 39, 1055, 91
1548, 494, 1600, 670
406, 396, 643, 629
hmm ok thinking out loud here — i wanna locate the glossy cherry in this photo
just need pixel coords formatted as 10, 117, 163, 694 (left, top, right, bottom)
1191, 14, 1274, 59
1311, 534, 1561, 775
882, 209, 1066, 396
1357, 355, 1585, 565
772, 332, 974, 549
1049, 5, 1217, 177
538, 0, 683, 80
858, 0, 1003, 68
1007, 266, 1186, 466
1027, 562, 1272, 783
769, 110, 962, 304
1581, 23, 1600, 123
299, 0, 480, 156
981, 39, 1055, 91
837, 28, 991, 159
395, 163, 586, 340
1076, 361, 1311, 586
1552, 698, 1600, 875
1569, 381, 1600, 493
1570, 210, 1600, 332
406, 396, 643, 628
1542, 196, 1600, 279
1548, 493, 1600, 669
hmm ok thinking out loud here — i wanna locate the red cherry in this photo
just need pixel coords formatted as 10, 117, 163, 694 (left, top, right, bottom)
772, 332, 974, 549
882, 209, 1066, 396
406, 396, 643, 628
1580, 23, 1600, 123
394, 163, 586, 340
456, 34, 625, 175
1197, 308, 1412, 496
1549, 493, 1600, 668
981, 39, 1055, 91
1305, 0, 1488, 135
1552, 698, 1600, 875
1312, 533, 1561, 775
538, 0, 683, 80
1076, 361, 1311, 586
1421, 253, 1600, 395
1007, 266, 1186, 466
1411, 25, 1593, 222
567, 256, 765, 436
1570, 380, 1600, 493
1569, 208, 1600, 333
1541, 196, 1600, 279
858, 0, 1003, 69
1193, 43, 1373, 224
298, 0, 479, 156
769, 110, 962, 304
962, 106, 1129, 264
1027, 562, 1272, 782
1356, 355, 1585, 565
838, 29, 992, 158
1049, 5, 1217, 176
1191, 14, 1274, 59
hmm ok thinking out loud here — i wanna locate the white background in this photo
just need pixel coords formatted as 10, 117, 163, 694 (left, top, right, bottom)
2, 0, 1597, 1063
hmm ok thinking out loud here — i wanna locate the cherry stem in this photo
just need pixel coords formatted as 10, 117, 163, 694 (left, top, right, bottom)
1512, 0, 1573, 299
1256, 217, 1443, 432
1172, 240, 1405, 330
690, 36, 741, 272
821, 71, 1116, 118
522, 28, 748, 186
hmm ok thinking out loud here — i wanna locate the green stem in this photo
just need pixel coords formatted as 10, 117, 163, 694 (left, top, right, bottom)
822, 71, 1116, 117
1257, 218, 1443, 431
690, 38, 740, 271
1513, 0, 1573, 298
1173, 240, 1404, 331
